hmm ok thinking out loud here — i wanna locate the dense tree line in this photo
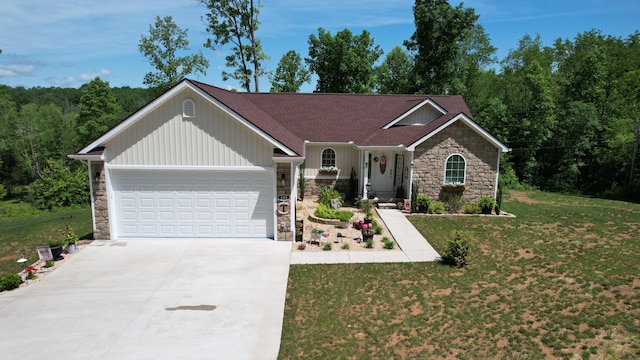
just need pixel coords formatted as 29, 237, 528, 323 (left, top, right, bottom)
1, 0, 638, 209
0, 79, 152, 207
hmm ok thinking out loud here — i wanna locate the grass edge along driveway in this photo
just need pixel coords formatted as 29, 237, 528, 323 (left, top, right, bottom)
279, 190, 640, 359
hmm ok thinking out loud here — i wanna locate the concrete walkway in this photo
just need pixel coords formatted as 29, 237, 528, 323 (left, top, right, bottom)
290, 209, 440, 264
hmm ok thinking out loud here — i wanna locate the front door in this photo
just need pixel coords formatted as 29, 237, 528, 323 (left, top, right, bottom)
370, 151, 395, 194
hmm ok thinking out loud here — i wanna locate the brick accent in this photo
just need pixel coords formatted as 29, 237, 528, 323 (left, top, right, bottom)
276, 163, 292, 241
91, 162, 111, 240
302, 178, 350, 198
412, 121, 499, 203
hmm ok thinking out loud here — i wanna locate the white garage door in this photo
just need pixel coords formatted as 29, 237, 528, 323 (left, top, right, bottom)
111, 170, 273, 239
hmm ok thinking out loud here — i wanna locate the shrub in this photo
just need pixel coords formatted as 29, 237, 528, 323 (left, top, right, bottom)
382, 237, 394, 249
416, 194, 431, 211
44, 260, 55, 268
441, 232, 471, 267
364, 238, 374, 248
0, 273, 22, 291
319, 186, 343, 207
429, 201, 445, 214
341, 243, 350, 250
496, 185, 503, 215
323, 242, 332, 251
444, 193, 465, 213
298, 161, 306, 200
478, 196, 496, 212
347, 167, 358, 202
411, 180, 419, 212
314, 203, 335, 219
464, 203, 481, 214
29, 159, 89, 210
358, 198, 374, 220
0, 184, 6, 200
314, 204, 353, 222
335, 210, 354, 222
371, 220, 383, 235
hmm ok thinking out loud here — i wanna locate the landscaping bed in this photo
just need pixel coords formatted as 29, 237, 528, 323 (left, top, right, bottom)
294, 197, 399, 252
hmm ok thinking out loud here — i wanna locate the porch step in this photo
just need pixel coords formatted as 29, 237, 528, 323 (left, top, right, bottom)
377, 202, 399, 210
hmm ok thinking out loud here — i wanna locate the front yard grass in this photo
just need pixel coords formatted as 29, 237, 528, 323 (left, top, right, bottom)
0, 204, 92, 274
279, 190, 640, 359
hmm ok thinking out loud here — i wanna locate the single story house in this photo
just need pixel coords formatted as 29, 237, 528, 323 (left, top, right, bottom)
70, 79, 509, 241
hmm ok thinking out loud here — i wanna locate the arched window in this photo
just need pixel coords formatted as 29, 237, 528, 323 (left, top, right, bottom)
445, 154, 466, 184
321, 148, 336, 168
183, 99, 195, 118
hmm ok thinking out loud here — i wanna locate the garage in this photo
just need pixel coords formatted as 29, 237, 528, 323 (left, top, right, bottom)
111, 169, 274, 239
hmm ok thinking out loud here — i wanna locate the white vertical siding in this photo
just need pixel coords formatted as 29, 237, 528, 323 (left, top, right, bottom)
396, 104, 443, 126
304, 144, 359, 178
107, 89, 273, 166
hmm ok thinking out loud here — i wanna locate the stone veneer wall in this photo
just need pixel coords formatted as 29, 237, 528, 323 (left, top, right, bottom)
91, 162, 111, 240
302, 178, 350, 198
276, 163, 291, 241
413, 122, 499, 203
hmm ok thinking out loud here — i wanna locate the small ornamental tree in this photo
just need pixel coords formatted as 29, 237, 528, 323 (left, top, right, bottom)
441, 232, 471, 267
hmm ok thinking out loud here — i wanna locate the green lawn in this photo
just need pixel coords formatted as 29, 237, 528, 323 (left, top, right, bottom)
0, 203, 92, 274
279, 190, 640, 359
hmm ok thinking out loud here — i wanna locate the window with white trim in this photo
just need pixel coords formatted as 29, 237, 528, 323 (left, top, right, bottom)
183, 99, 195, 118
321, 148, 336, 168
445, 154, 466, 184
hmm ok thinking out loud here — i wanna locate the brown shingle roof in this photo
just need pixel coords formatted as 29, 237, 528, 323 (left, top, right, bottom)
190, 80, 474, 155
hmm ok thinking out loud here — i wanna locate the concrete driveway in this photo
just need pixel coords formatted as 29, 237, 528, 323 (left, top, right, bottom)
0, 239, 291, 360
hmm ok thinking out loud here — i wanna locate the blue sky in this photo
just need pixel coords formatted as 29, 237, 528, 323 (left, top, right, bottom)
0, 0, 638, 92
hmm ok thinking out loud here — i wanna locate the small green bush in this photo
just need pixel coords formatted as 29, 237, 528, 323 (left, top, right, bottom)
44, 260, 55, 268
323, 242, 332, 251
314, 203, 353, 222
444, 193, 465, 213
319, 186, 343, 207
429, 201, 445, 214
416, 194, 431, 211
0, 273, 22, 291
464, 203, 481, 214
371, 220, 383, 235
341, 243, 350, 250
382, 237, 394, 249
441, 232, 471, 267
335, 210, 354, 222
364, 238, 374, 248
478, 196, 496, 212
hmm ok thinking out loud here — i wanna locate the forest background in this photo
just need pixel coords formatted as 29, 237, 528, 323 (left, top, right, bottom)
0, 0, 638, 212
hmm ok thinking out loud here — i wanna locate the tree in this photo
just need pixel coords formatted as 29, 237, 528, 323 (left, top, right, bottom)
499, 34, 556, 186
76, 77, 120, 147
374, 46, 414, 94
404, 0, 479, 94
270, 50, 310, 93
29, 159, 89, 209
201, 0, 267, 92
139, 16, 209, 97
307, 28, 383, 93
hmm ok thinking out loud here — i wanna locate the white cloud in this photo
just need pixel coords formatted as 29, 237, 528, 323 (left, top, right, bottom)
79, 69, 111, 81
0, 64, 34, 77
47, 76, 77, 87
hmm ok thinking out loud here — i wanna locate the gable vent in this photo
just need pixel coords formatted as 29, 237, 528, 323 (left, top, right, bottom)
183, 99, 195, 118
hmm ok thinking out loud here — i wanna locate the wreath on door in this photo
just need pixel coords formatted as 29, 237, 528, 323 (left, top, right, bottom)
380, 155, 387, 174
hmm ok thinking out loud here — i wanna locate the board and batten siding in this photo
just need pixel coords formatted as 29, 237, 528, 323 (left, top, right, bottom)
396, 103, 443, 126
304, 144, 359, 178
106, 89, 274, 167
